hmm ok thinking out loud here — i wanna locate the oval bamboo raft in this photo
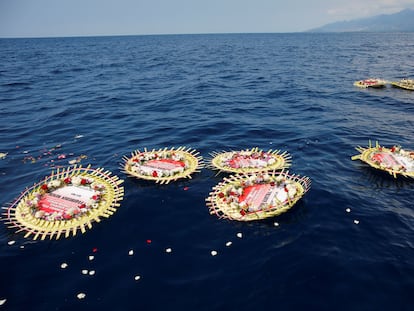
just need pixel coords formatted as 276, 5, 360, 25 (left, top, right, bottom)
391, 79, 414, 91
122, 147, 204, 184
2, 165, 124, 240
208, 147, 291, 174
351, 141, 414, 178
206, 170, 311, 221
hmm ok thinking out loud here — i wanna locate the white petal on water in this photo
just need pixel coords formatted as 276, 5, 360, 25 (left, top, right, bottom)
0, 299, 7, 306
211, 250, 218, 256
346, 208, 351, 213
134, 275, 141, 281
354, 220, 360, 224
7, 240, 15, 246
225, 241, 232, 247
274, 222, 279, 227
77, 293, 86, 299
236, 232, 243, 238
60, 263, 68, 269
165, 248, 172, 253
128, 249, 134, 256
88, 270, 95, 276
88, 255, 94, 261
81, 269, 89, 275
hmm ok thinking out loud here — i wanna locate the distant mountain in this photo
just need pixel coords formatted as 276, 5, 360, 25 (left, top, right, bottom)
308, 8, 414, 32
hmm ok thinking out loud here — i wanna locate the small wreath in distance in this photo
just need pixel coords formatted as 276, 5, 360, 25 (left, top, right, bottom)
122, 147, 204, 184
209, 147, 291, 174
2, 165, 124, 240
206, 170, 311, 222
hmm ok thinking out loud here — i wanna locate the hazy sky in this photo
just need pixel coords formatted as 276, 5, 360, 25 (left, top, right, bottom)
1, 0, 414, 38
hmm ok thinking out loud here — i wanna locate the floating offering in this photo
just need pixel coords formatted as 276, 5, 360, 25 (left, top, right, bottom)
2, 165, 124, 240
353, 78, 387, 88
206, 171, 311, 221
122, 147, 203, 184
209, 147, 291, 174
351, 141, 414, 178
391, 78, 414, 91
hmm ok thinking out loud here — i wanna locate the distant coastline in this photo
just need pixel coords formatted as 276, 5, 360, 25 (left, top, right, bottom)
308, 8, 414, 32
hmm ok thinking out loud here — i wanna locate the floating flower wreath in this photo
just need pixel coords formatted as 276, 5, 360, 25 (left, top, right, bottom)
2, 165, 124, 240
351, 141, 414, 178
122, 147, 204, 184
209, 147, 291, 174
206, 170, 311, 221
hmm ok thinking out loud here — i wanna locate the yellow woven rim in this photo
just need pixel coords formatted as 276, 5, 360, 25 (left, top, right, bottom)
209, 147, 291, 174
122, 146, 204, 184
206, 170, 311, 222
351, 140, 414, 178
2, 165, 124, 240
391, 81, 414, 91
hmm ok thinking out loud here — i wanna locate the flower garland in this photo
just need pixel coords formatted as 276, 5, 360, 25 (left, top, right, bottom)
128, 150, 189, 178
216, 173, 298, 215
220, 151, 277, 169
371, 145, 414, 173
26, 175, 106, 221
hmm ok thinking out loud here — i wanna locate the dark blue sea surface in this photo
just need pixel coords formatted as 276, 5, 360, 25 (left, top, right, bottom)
1, 33, 414, 310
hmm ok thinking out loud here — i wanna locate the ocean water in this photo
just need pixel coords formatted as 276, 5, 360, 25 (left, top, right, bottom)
0, 33, 414, 310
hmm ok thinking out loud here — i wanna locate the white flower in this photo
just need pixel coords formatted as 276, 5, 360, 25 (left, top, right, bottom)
34, 210, 45, 218
71, 176, 82, 186
48, 179, 61, 188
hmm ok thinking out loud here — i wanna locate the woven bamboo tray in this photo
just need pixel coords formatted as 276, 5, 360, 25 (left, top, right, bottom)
208, 147, 291, 174
2, 165, 124, 240
206, 170, 311, 221
351, 141, 414, 178
122, 147, 203, 184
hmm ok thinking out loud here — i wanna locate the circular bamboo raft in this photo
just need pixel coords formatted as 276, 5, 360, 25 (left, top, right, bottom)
2, 165, 124, 240
351, 141, 414, 178
122, 147, 204, 184
209, 147, 291, 174
206, 170, 311, 221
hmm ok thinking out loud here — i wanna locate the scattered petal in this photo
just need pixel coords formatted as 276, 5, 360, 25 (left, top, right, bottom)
211, 250, 218, 256
88, 270, 96, 276
236, 232, 243, 238
146, 239, 152, 244
354, 220, 360, 225
128, 249, 134, 256
81, 269, 89, 275
273, 222, 279, 227
68, 159, 77, 165
183, 187, 189, 191
60, 263, 68, 269
0, 299, 6, 306
77, 293, 86, 299
75, 135, 84, 139
7, 240, 16, 246
346, 208, 351, 213
165, 248, 172, 253
225, 241, 232, 247
92, 248, 98, 253
0, 152, 7, 159
88, 255, 94, 261
20, 245, 25, 249
134, 275, 141, 281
